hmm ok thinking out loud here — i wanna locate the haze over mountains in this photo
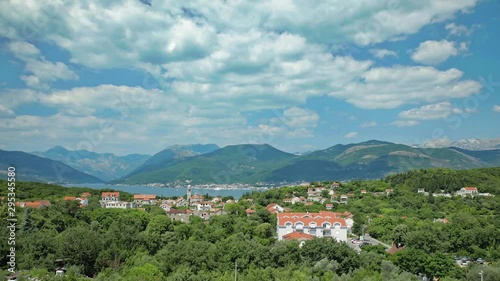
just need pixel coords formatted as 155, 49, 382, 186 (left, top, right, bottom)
1, 140, 498, 184
419, 138, 500, 151
31, 146, 151, 181
0, 150, 103, 184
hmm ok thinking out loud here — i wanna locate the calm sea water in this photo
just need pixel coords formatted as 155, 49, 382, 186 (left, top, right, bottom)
62, 183, 268, 199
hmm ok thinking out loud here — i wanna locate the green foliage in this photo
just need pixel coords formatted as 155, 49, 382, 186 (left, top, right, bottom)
2, 171, 500, 280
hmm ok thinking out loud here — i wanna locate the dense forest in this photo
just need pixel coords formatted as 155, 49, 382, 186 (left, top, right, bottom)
1, 168, 499, 280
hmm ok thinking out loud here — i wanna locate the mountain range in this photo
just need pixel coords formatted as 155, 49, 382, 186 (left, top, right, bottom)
1, 140, 499, 184
419, 138, 500, 151
31, 146, 151, 181
0, 150, 103, 183
114, 140, 500, 185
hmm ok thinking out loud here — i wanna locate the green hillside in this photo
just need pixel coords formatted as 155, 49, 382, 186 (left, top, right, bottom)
120, 144, 297, 184
0, 150, 104, 183
115, 141, 500, 184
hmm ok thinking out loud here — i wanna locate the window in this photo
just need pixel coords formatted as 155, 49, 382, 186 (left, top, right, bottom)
323, 230, 331, 236
310, 228, 317, 235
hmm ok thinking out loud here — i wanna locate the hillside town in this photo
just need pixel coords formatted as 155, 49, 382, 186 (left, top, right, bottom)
12, 182, 493, 248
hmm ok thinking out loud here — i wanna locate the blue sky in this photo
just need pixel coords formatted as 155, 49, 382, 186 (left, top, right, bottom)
1, 0, 499, 155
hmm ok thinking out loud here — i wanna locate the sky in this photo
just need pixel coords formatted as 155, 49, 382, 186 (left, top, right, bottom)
1, 0, 499, 155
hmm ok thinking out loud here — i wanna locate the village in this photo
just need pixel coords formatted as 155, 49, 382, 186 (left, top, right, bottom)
12, 182, 492, 247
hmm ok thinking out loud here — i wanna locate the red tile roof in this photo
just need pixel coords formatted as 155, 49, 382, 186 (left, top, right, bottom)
245, 209, 256, 214
134, 194, 156, 200
102, 192, 120, 198
463, 187, 477, 191
63, 196, 77, 201
283, 232, 315, 241
80, 192, 92, 197
278, 211, 347, 227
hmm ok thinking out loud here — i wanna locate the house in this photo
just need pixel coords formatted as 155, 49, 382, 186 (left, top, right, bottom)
196, 201, 212, 211
102, 201, 136, 209
80, 192, 92, 197
385, 189, 394, 195
325, 203, 333, 210
101, 192, 120, 202
282, 232, 315, 241
246, 209, 256, 216
360, 189, 367, 194
160, 201, 172, 212
63, 196, 88, 206
211, 197, 222, 203
266, 203, 284, 214
16, 200, 51, 208
339, 195, 348, 204
417, 188, 425, 194
332, 182, 340, 188
456, 187, 478, 196
100, 192, 136, 209
174, 197, 189, 207
134, 194, 157, 206
190, 194, 204, 205
277, 211, 348, 242
166, 209, 191, 222
283, 198, 293, 204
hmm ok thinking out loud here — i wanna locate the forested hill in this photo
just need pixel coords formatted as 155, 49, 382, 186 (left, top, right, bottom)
116, 141, 500, 184
0, 150, 104, 184
385, 167, 500, 194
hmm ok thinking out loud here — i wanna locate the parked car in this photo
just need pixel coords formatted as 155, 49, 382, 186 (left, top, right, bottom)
477, 258, 484, 264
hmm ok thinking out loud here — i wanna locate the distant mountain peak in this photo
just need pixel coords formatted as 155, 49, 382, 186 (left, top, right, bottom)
420, 138, 500, 151
47, 145, 69, 153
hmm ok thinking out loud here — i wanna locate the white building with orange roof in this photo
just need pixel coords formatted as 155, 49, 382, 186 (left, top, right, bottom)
456, 187, 479, 196
277, 211, 348, 242
134, 194, 157, 206
101, 192, 120, 202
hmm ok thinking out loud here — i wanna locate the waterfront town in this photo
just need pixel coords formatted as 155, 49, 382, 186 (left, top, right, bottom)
12, 182, 492, 245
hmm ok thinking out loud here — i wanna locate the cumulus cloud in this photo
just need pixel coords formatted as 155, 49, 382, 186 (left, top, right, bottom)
344, 132, 358, 138
370, 49, 398, 59
331, 66, 481, 109
493, 105, 500, 113
0, 0, 486, 152
392, 120, 420, 127
0, 105, 15, 118
411, 40, 464, 65
268, 107, 320, 139
7, 41, 78, 89
445, 23, 477, 37
399, 102, 463, 120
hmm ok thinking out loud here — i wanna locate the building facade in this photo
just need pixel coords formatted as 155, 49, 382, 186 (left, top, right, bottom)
277, 211, 348, 242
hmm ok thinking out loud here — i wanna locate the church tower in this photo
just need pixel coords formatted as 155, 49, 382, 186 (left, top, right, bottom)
187, 184, 191, 205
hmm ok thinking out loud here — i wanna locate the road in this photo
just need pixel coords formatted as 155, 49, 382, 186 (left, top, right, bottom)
364, 234, 391, 249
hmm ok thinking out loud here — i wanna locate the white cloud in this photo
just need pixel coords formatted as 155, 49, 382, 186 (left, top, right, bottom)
268, 107, 320, 139
493, 105, 500, 113
411, 40, 463, 65
345, 132, 358, 138
0, 105, 15, 118
7, 41, 78, 89
392, 120, 420, 127
370, 49, 398, 59
331, 66, 481, 109
399, 102, 462, 120
360, 121, 377, 128
445, 23, 477, 36
0, 0, 486, 152
281, 107, 319, 128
